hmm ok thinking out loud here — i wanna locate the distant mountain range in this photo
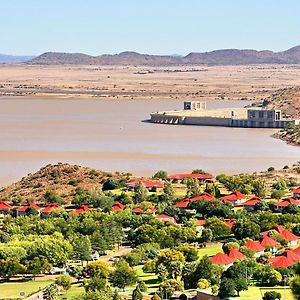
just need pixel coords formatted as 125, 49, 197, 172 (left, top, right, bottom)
0, 54, 36, 63
27, 45, 300, 65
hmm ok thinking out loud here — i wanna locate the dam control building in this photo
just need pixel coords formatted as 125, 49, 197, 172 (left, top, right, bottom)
150, 101, 299, 128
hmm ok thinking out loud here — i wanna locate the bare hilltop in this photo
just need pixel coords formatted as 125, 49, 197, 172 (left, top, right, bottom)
265, 86, 300, 119
29, 45, 300, 66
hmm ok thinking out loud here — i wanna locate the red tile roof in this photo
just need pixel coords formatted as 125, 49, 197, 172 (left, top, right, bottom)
167, 173, 213, 180
175, 199, 190, 208
112, 202, 125, 212
211, 252, 234, 265
274, 225, 286, 234
244, 240, 264, 252
260, 236, 278, 248
292, 187, 300, 194
74, 205, 91, 214
18, 202, 41, 212
132, 207, 144, 213
40, 203, 59, 213
227, 248, 246, 260
196, 219, 206, 226
243, 197, 261, 206
275, 198, 300, 207
189, 192, 215, 201
283, 250, 300, 262
0, 200, 12, 210
280, 229, 298, 241
269, 256, 295, 268
126, 180, 164, 188
221, 191, 246, 202
175, 192, 214, 208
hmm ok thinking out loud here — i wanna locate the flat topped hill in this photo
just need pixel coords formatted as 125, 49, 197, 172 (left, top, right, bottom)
0, 163, 132, 204
264, 86, 300, 119
29, 45, 300, 66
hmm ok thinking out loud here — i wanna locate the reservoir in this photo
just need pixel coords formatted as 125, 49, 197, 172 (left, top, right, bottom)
0, 98, 299, 187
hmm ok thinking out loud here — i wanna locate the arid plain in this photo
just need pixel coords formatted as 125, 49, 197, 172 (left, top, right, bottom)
1, 64, 300, 100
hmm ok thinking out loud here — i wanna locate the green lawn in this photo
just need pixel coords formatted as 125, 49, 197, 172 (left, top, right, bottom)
198, 244, 222, 258
57, 283, 84, 300
0, 279, 53, 298
135, 265, 160, 293
239, 286, 295, 300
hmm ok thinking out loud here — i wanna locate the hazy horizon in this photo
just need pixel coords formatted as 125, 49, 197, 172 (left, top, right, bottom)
1, 0, 300, 56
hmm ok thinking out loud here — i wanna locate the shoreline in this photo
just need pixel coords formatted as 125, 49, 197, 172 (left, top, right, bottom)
272, 132, 300, 147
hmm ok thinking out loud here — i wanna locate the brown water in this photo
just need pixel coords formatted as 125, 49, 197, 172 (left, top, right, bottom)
0, 98, 299, 187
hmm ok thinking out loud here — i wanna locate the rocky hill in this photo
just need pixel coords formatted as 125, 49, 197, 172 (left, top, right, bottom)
0, 163, 132, 204
263, 86, 300, 145
29, 46, 300, 66
264, 86, 300, 119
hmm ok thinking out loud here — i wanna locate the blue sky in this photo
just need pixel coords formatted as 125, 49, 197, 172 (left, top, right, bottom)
1, 0, 300, 55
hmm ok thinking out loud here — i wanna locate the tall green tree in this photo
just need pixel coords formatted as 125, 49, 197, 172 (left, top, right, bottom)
133, 182, 148, 203
111, 258, 137, 290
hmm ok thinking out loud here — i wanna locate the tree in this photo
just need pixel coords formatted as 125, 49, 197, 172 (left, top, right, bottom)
183, 255, 215, 289
153, 170, 168, 180
205, 216, 231, 240
55, 274, 72, 291
44, 190, 62, 204
201, 228, 213, 243
132, 286, 143, 300
218, 278, 236, 298
0, 258, 26, 280
252, 180, 267, 198
43, 283, 59, 300
102, 179, 122, 191
255, 211, 279, 231
85, 261, 110, 278
84, 275, 111, 293
186, 178, 200, 197
158, 279, 183, 299
254, 265, 282, 286
271, 189, 286, 199
234, 277, 248, 296
71, 265, 84, 282
155, 249, 185, 279
232, 219, 261, 240
176, 245, 199, 262
291, 275, 300, 300
26, 257, 51, 280
273, 180, 287, 190
133, 182, 148, 203
263, 291, 282, 300
197, 278, 209, 289
162, 181, 176, 203
72, 235, 92, 261
111, 258, 137, 290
